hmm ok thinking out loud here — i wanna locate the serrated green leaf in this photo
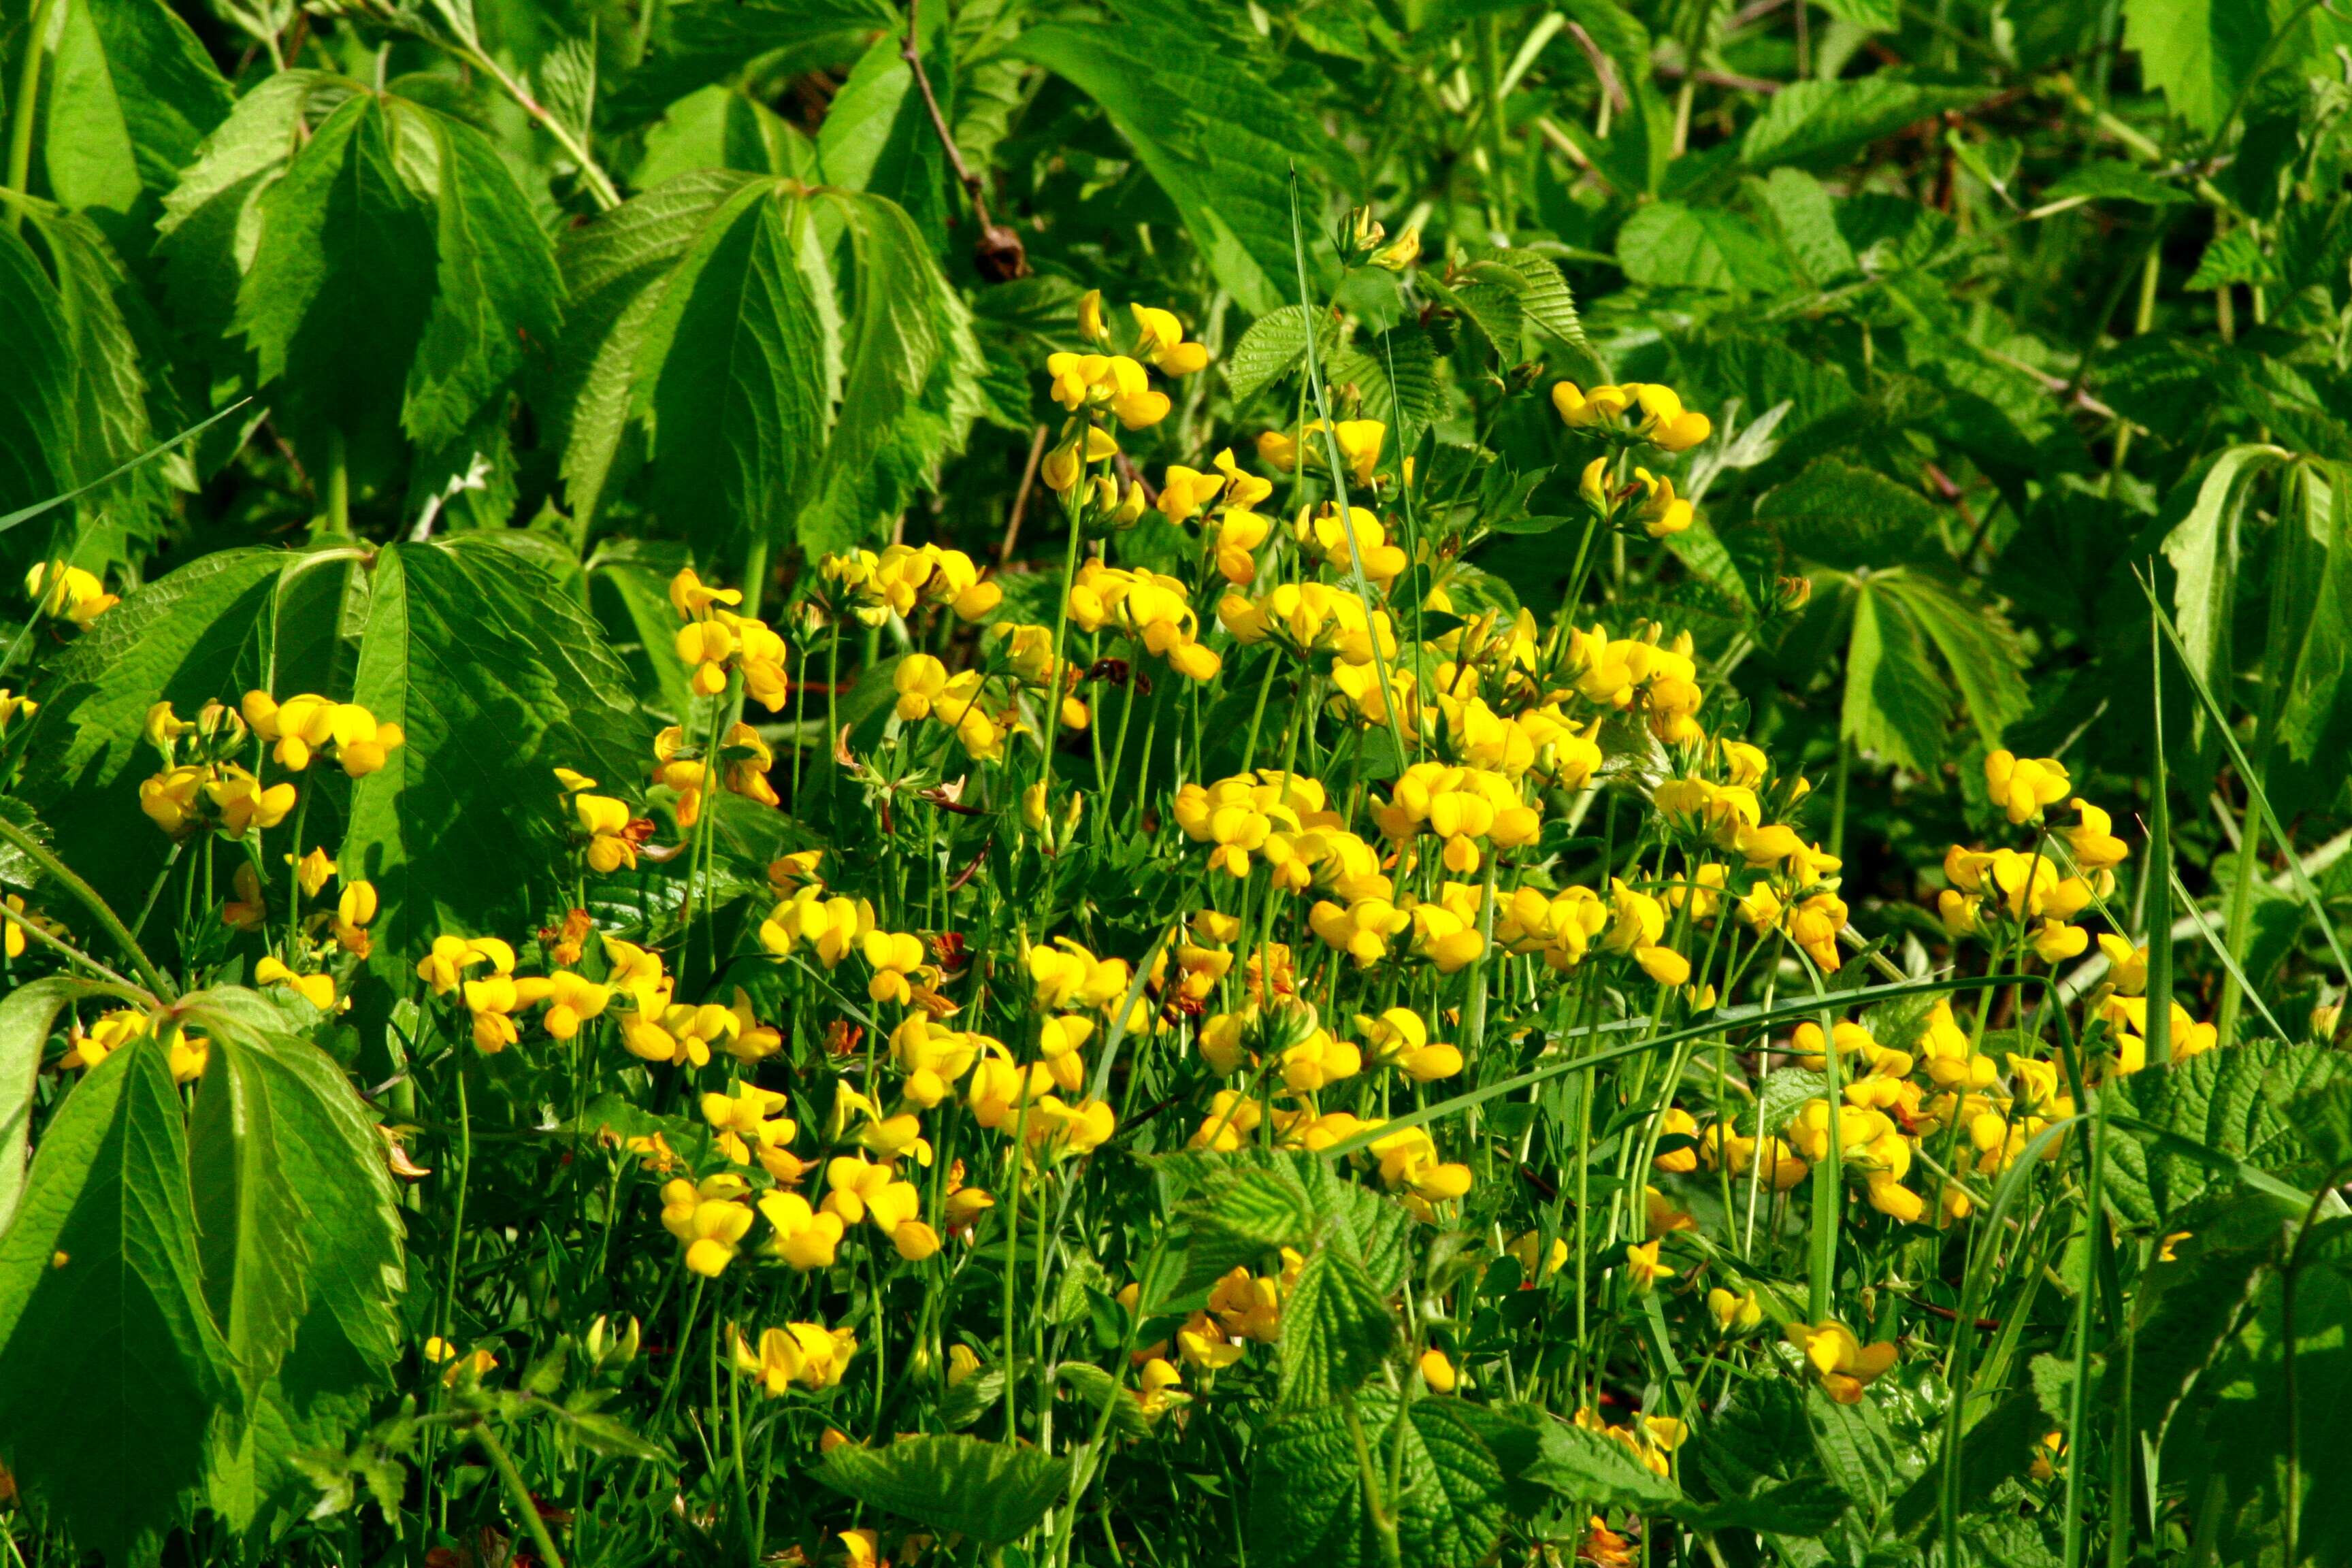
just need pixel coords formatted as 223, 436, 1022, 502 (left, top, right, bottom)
0, 1034, 234, 1566
1842, 578, 1950, 771
1741, 78, 1987, 169
1225, 303, 1335, 405
1525, 1417, 1684, 1510
1249, 1394, 1509, 1568
0, 227, 77, 530
1760, 167, 1859, 287
1760, 456, 1944, 570
190, 1034, 314, 1407
2104, 1036, 2351, 1221
1616, 202, 1786, 293
404, 111, 563, 453
1345, 325, 1442, 437
815, 0, 951, 248
1878, 572, 2029, 752
617, 0, 889, 121
43, 0, 231, 215
1277, 1246, 1396, 1408
1011, 0, 1347, 316
1466, 249, 1585, 350
342, 536, 653, 979
1888, 1386, 2037, 1537
2124, 0, 2289, 133
1805, 1385, 1901, 1514
817, 1433, 1071, 1544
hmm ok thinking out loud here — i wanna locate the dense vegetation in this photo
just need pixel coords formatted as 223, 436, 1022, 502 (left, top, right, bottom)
0, 0, 2349, 1564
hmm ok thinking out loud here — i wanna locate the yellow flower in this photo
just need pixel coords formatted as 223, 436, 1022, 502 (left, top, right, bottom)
1418, 1348, 1458, 1393
1784, 1320, 1897, 1403
1708, 1287, 1763, 1335
1624, 1239, 1675, 1292
26, 560, 117, 626
255, 956, 335, 1012
1130, 302, 1209, 375
1984, 749, 2070, 824
295, 846, 337, 898
730, 1321, 858, 1393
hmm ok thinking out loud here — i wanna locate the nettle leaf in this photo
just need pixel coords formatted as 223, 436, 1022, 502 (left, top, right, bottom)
1740, 77, 1987, 169
817, 1433, 1071, 1545
1526, 1417, 1684, 1512
2104, 1036, 2352, 1222
43, 0, 231, 216
342, 536, 653, 981
1463, 249, 1586, 350
1277, 1247, 1397, 1408
1334, 325, 1441, 438
1616, 202, 1787, 294
1224, 302, 1342, 406
1248, 1394, 1511, 1568
1012, 0, 1348, 316
0, 1034, 235, 1565
1840, 576, 1949, 772
617, 0, 889, 122
2123, 0, 2312, 135
2160, 445, 2289, 711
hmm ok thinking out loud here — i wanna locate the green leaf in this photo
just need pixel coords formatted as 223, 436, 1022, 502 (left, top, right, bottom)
1815, 0, 1899, 28
1878, 572, 2029, 752
1841, 579, 1950, 770
404, 111, 564, 453
815, 0, 951, 248
189, 1034, 313, 1408
1616, 203, 1786, 293
42, 0, 232, 215
1225, 303, 1338, 405
2104, 1036, 2351, 1222
1011, 0, 1348, 316
1343, 325, 1442, 438
342, 536, 653, 980
2124, 0, 2287, 134
1804, 1386, 1902, 1515
1525, 1416, 1684, 1511
0, 978, 129, 1230
793, 189, 985, 555
1888, 1387, 2039, 1537
2160, 445, 2289, 711
1759, 167, 1859, 287
1056, 1360, 1156, 1439
1248, 1394, 1510, 1568
0, 228, 77, 525
816, 1433, 1071, 1545
1680, 1474, 1852, 1535
1760, 456, 1944, 570
551, 169, 755, 530
636, 181, 830, 554
2278, 462, 2352, 763
1464, 249, 1586, 350
1740, 78, 1987, 169
2042, 161, 2195, 208
0, 1034, 234, 1565
1277, 1246, 1397, 1408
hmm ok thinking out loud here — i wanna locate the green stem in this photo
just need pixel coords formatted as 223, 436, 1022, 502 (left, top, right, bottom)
3, 0, 58, 233
474, 1420, 567, 1568
1340, 1391, 1405, 1568
0, 815, 174, 998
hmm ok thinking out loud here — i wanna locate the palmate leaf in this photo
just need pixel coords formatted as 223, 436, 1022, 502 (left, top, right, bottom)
817, 1433, 1071, 1545
615, 0, 889, 122
42, 0, 231, 216
814, 0, 952, 249
225, 90, 560, 504
557, 175, 978, 557
0, 1034, 235, 1565
1840, 577, 1949, 772
1012, 0, 1348, 316
1247, 1393, 1511, 1568
0, 978, 136, 1231
342, 536, 653, 982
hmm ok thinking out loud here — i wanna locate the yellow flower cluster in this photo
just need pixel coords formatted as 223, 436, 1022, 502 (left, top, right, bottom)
1068, 561, 1222, 683
27, 560, 118, 627
731, 1322, 858, 1394
59, 1008, 208, 1082
1551, 380, 1713, 451
669, 568, 790, 708
242, 691, 406, 777
819, 544, 1000, 627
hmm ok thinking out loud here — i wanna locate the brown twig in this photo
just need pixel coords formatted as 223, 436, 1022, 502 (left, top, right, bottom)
1000, 424, 1048, 566
900, 18, 1028, 279
1563, 22, 1627, 113
1650, 59, 1785, 94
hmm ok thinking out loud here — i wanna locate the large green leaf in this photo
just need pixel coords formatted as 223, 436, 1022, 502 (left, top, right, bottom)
229, 90, 559, 504
1616, 202, 1787, 294
1012, 0, 1348, 316
1525, 1417, 1684, 1511
189, 1032, 312, 1409
617, 0, 889, 122
0, 1034, 234, 1564
2123, 0, 2302, 134
1277, 1246, 1397, 1409
2103, 1037, 2351, 1223
635, 181, 830, 556
42, 0, 231, 216
0, 978, 131, 1230
342, 536, 653, 979
2277, 461, 2352, 762
815, 0, 951, 248
1248, 1394, 1511, 1568
817, 1433, 1071, 1545
2159, 444, 2289, 707
1740, 78, 1987, 169
1840, 577, 1950, 772
0, 227, 77, 524
1877, 572, 2029, 752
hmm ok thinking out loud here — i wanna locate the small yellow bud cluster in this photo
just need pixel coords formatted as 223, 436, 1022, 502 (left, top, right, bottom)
818, 544, 1000, 628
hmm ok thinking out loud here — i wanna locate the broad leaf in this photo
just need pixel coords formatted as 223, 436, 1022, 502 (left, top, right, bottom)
1526, 1417, 1684, 1511
0, 1034, 233, 1565
817, 1433, 1071, 1545
1616, 202, 1786, 293
2159, 444, 2288, 708
0, 229, 77, 529
2102, 1036, 2351, 1223
342, 536, 653, 979
1740, 78, 1987, 169
815, 0, 951, 248
42, 0, 231, 216
1249, 1394, 1511, 1568
1277, 1246, 1396, 1408
0, 977, 132, 1230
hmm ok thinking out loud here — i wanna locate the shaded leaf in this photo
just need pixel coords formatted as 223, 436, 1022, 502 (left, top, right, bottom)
817, 1433, 1071, 1545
